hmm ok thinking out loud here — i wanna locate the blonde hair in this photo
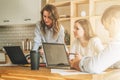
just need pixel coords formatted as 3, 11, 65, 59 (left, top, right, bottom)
101, 5, 120, 26
75, 19, 95, 40
101, 5, 120, 38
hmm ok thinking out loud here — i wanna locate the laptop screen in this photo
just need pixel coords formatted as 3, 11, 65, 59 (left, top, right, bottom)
42, 43, 69, 67
3, 46, 28, 64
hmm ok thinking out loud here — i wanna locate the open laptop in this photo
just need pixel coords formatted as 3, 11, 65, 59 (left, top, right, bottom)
3, 46, 29, 64
42, 43, 71, 69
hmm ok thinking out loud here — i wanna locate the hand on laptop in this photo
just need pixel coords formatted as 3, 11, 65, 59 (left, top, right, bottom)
39, 48, 44, 55
38, 46, 44, 55
26, 54, 43, 64
25, 54, 31, 63
69, 53, 82, 71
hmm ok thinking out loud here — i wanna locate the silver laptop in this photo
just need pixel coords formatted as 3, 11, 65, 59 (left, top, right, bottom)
42, 43, 71, 69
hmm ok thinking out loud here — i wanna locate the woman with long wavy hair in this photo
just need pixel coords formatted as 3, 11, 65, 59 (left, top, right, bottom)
32, 4, 65, 63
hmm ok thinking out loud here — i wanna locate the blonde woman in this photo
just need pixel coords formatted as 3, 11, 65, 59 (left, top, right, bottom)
70, 5, 120, 73
69, 19, 104, 60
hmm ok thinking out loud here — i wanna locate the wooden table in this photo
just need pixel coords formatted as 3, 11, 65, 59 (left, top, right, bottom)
0, 66, 120, 80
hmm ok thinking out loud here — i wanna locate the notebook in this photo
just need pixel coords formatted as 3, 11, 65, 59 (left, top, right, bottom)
42, 43, 71, 69
3, 46, 28, 64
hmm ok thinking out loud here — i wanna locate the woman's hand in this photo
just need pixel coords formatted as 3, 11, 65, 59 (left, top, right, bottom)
39, 48, 44, 55
69, 53, 82, 71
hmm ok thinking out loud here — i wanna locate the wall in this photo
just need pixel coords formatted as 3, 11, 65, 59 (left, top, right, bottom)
0, 24, 35, 50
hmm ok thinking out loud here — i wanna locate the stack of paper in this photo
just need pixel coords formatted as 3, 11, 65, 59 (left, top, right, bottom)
51, 69, 88, 75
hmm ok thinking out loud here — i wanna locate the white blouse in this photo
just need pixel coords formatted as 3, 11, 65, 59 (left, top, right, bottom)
32, 22, 65, 51
70, 37, 104, 57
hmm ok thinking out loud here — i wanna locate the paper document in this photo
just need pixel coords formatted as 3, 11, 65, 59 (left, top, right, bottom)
51, 69, 88, 75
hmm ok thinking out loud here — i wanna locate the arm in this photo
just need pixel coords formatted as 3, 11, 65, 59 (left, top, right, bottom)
70, 41, 120, 73
32, 23, 42, 51
70, 53, 81, 71
56, 25, 70, 54
80, 42, 120, 73
56, 25, 65, 43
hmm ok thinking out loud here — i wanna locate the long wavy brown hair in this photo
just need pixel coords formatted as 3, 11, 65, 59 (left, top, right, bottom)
40, 4, 60, 38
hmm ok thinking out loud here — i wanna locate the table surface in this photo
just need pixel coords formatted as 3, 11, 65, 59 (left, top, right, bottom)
0, 66, 120, 80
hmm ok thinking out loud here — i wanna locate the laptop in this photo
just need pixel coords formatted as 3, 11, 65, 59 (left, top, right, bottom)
3, 46, 29, 64
42, 43, 71, 69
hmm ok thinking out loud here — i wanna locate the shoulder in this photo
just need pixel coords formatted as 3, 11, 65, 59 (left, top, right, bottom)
90, 37, 101, 41
89, 37, 102, 44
